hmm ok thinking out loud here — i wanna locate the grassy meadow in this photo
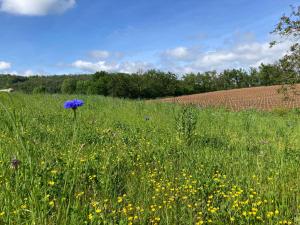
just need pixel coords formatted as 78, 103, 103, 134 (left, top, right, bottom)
1, 93, 300, 224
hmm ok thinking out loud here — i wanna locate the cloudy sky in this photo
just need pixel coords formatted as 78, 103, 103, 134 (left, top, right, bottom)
0, 0, 298, 76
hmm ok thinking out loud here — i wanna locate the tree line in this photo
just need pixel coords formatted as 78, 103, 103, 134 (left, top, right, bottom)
0, 59, 299, 99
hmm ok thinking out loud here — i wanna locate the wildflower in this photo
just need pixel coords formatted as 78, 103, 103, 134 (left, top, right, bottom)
64, 99, 84, 110
0, 212, 4, 217
49, 201, 55, 207
48, 181, 55, 186
64, 99, 84, 120
11, 157, 21, 170
91, 201, 98, 208
88, 213, 93, 221
89, 175, 96, 180
117, 197, 123, 203
95, 208, 102, 213
266, 211, 274, 218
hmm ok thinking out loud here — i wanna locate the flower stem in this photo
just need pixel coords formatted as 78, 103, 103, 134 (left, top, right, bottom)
72, 108, 77, 121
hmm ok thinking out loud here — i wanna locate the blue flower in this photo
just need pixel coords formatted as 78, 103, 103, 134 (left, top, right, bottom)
64, 99, 84, 110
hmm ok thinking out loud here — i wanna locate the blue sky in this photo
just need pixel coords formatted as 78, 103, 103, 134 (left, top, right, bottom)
0, 0, 298, 75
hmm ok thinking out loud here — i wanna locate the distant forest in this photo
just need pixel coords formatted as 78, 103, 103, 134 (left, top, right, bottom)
0, 61, 299, 99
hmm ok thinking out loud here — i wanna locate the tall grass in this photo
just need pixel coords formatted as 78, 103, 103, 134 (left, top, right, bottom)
0, 93, 299, 224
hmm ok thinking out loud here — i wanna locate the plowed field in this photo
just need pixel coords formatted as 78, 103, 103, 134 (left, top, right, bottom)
161, 85, 300, 111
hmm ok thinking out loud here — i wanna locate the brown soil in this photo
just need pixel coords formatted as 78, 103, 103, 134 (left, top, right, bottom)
160, 85, 300, 111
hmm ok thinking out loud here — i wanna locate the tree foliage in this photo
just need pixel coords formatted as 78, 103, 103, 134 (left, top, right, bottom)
0, 64, 293, 99
271, 5, 300, 76
271, 5, 300, 99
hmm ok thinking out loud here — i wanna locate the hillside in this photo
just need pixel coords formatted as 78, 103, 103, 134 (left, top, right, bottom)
161, 84, 300, 111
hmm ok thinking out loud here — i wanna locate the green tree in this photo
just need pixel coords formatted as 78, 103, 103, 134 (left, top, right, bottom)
32, 86, 46, 94
61, 79, 77, 94
271, 5, 300, 99
218, 69, 249, 89
76, 80, 90, 94
258, 64, 283, 86
271, 5, 300, 76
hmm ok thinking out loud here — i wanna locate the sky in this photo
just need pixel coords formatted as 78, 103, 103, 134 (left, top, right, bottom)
0, 0, 298, 76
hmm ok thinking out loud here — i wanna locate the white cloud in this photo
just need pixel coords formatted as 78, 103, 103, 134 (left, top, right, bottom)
192, 41, 290, 71
0, 61, 11, 70
72, 60, 152, 74
89, 50, 124, 60
0, 0, 76, 16
72, 60, 119, 73
160, 39, 292, 73
89, 50, 110, 60
163, 47, 191, 60
118, 61, 152, 74
0, 68, 48, 76
24, 70, 35, 76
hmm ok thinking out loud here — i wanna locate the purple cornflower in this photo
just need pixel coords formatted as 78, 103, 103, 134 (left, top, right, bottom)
64, 99, 84, 120
64, 99, 84, 110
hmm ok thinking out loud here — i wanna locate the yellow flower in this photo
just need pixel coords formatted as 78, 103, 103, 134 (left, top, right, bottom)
0, 212, 4, 217
89, 175, 96, 180
49, 201, 54, 207
88, 213, 93, 221
117, 197, 123, 203
48, 181, 55, 186
279, 220, 292, 225
95, 208, 102, 213
266, 211, 274, 218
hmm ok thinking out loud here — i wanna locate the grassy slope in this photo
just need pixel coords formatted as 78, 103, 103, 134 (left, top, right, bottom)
0, 93, 299, 224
